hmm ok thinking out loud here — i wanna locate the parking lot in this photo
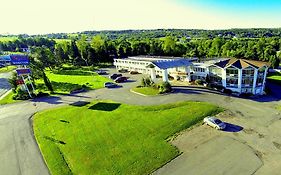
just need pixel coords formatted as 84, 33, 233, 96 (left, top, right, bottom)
0, 67, 281, 175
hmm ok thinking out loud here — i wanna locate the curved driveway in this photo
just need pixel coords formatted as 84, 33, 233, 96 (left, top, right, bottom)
0, 72, 12, 98
0, 71, 280, 175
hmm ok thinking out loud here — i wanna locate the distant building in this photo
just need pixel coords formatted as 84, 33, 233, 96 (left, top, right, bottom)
0, 55, 11, 64
113, 56, 269, 95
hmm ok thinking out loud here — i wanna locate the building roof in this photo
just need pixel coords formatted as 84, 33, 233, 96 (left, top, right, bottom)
214, 58, 269, 69
0, 55, 11, 61
115, 56, 198, 62
147, 59, 192, 69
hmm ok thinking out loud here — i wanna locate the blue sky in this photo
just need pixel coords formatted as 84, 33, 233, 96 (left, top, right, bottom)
0, 0, 281, 35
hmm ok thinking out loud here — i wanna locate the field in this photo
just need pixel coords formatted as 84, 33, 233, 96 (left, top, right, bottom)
0, 37, 18, 42
36, 68, 111, 93
33, 101, 221, 175
0, 66, 16, 73
132, 87, 159, 96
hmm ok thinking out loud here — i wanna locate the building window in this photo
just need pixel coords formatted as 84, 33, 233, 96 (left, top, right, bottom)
226, 68, 238, 77
226, 77, 238, 87
242, 77, 253, 87
242, 68, 254, 76
194, 67, 205, 72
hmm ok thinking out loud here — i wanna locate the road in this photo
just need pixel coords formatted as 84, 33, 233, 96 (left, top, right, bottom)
0, 69, 281, 175
0, 72, 12, 98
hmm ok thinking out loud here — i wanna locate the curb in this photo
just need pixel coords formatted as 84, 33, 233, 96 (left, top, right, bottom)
0, 89, 12, 100
130, 89, 150, 97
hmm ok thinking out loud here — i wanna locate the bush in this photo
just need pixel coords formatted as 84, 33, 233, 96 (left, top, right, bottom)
36, 91, 50, 97
141, 77, 154, 87
12, 87, 30, 100
195, 79, 204, 85
223, 89, 232, 94
159, 82, 172, 94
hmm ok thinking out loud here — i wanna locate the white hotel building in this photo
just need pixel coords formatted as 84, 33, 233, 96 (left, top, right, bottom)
113, 56, 269, 95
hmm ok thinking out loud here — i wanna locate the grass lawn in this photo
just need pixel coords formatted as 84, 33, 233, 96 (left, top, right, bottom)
0, 66, 16, 73
132, 87, 159, 96
33, 101, 222, 175
0, 91, 22, 105
0, 37, 17, 42
267, 72, 281, 85
36, 68, 111, 94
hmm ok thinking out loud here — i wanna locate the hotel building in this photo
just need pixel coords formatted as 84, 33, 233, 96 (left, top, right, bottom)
113, 56, 269, 95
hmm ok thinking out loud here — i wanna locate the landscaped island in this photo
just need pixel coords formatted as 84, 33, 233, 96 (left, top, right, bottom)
33, 101, 221, 175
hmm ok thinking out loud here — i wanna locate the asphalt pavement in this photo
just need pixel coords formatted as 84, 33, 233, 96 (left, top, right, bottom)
0, 72, 12, 98
0, 68, 280, 175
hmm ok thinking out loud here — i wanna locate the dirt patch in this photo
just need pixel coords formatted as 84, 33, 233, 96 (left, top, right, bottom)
273, 142, 281, 150
258, 133, 265, 138
243, 128, 257, 134
216, 110, 235, 119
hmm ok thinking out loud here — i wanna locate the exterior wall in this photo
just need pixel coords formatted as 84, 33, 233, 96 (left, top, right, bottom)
114, 57, 268, 95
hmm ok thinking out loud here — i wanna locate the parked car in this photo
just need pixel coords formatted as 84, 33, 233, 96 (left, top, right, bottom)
109, 73, 122, 80
104, 82, 119, 88
129, 71, 139, 74
118, 69, 128, 73
203, 117, 226, 130
96, 70, 107, 75
114, 76, 128, 83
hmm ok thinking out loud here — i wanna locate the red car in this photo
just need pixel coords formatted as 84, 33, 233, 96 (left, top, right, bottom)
114, 76, 128, 83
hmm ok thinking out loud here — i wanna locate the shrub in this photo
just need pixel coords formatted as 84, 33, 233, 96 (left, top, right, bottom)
141, 77, 154, 87
195, 79, 204, 85
36, 91, 50, 97
12, 87, 30, 100
159, 82, 172, 94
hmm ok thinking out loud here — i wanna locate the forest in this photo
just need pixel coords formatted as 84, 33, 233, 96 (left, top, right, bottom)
0, 28, 281, 68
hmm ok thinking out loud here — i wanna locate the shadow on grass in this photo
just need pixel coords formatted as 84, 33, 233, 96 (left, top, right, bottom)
44, 136, 66, 145
32, 96, 62, 105
69, 101, 90, 107
222, 123, 243, 132
52, 69, 95, 76
88, 102, 121, 111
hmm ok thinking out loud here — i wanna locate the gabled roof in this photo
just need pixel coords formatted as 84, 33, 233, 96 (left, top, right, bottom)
146, 59, 192, 69
214, 58, 269, 69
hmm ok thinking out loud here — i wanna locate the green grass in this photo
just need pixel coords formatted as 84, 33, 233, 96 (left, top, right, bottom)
0, 66, 16, 73
132, 87, 160, 96
36, 68, 111, 93
0, 37, 18, 42
33, 101, 222, 175
267, 72, 281, 85
277, 105, 281, 111
0, 91, 22, 105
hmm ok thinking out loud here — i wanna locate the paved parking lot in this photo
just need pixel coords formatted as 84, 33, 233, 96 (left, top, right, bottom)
0, 68, 280, 175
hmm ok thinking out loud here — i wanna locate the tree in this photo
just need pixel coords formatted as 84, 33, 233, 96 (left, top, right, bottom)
162, 36, 176, 56
30, 47, 55, 92
76, 35, 90, 66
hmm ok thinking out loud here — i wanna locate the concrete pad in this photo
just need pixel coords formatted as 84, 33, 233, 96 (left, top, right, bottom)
154, 136, 263, 175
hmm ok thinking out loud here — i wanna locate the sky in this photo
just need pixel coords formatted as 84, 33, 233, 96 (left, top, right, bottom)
1, 0, 281, 35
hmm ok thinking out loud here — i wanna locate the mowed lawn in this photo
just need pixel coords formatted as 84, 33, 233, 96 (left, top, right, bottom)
0, 65, 16, 73
0, 91, 22, 105
267, 72, 281, 85
33, 101, 222, 175
36, 70, 110, 93
132, 87, 160, 96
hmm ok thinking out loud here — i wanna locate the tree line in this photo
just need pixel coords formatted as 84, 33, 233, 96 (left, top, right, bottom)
1, 33, 281, 68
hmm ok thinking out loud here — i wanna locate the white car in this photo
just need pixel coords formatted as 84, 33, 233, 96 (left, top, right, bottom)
203, 117, 226, 130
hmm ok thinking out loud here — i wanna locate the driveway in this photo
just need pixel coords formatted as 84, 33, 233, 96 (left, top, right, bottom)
0, 68, 280, 175
0, 72, 12, 98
